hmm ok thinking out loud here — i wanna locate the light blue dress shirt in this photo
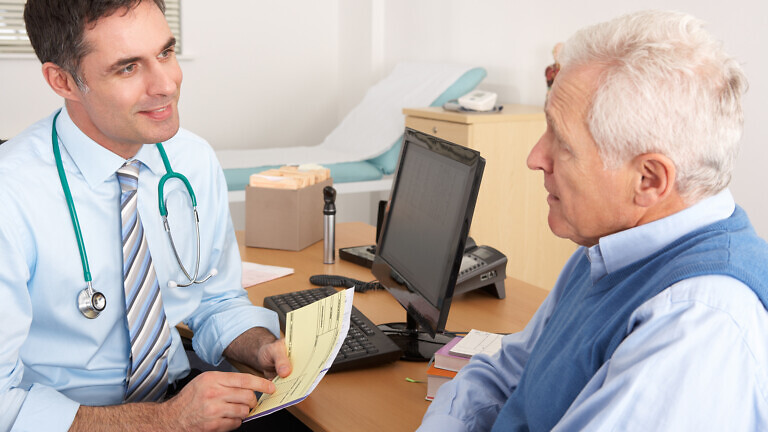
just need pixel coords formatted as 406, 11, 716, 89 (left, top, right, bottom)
0, 108, 280, 431
419, 189, 768, 431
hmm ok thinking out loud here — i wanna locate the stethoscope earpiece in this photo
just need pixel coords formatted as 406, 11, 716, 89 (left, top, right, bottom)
167, 268, 218, 289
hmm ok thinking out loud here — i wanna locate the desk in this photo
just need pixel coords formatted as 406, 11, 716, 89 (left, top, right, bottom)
238, 222, 549, 431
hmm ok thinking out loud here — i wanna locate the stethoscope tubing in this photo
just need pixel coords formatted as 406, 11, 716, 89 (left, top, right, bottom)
52, 109, 213, 318
52, 110, 93, 284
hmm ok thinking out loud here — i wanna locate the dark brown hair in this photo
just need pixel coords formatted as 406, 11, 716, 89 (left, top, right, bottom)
24, 0, 166, 87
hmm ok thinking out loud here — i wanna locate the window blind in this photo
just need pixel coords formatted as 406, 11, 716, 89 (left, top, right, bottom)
0, 0, 26, 53
0, 0, 181, 54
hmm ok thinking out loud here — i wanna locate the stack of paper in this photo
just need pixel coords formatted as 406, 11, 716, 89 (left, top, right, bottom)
449, 329, 503, 358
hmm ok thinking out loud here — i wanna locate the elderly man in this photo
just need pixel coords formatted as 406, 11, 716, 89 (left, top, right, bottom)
419, 10, 768, 431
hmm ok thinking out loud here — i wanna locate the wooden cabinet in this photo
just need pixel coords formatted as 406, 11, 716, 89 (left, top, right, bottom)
403, 105, 576, 290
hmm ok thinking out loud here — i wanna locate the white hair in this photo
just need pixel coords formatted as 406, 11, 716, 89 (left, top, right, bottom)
558, 10, 747, 202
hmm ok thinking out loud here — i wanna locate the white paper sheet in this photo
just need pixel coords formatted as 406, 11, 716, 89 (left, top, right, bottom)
241, 261, 294, 288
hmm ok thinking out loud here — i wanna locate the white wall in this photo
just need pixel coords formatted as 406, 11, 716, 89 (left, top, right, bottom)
179, 0, 343, 151
379, 0, 768, 238
0, 0, 347, 151
1, 0, 766, 237
0, 57, 60, 137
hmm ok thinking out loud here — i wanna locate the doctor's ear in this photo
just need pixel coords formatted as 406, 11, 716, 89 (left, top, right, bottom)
632, 153, 677, 208
41, 62, 83, 100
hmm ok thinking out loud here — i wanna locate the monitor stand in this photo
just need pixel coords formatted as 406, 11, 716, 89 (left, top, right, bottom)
378, 315, 454, 362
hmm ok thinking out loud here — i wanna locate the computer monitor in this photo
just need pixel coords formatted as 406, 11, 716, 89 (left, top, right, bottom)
371, 127, 485, 361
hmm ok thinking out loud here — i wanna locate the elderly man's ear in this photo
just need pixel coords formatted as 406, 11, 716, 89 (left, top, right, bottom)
632, 153, 678, 208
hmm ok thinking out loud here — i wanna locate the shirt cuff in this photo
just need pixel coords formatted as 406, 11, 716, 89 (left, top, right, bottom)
191, 304, 280, 365
417, 413, 471, 432
13, 384, 79, 432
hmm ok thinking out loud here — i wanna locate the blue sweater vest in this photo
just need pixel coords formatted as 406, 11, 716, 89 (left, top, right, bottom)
491, 206, 768, 431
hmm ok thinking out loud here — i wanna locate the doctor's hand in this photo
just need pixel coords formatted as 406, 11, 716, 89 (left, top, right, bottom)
163, 371, 273, 432
70, 371, 274, 432
224, 327, 292, 379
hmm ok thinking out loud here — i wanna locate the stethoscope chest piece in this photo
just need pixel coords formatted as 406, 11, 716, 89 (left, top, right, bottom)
78, 282, 106, 319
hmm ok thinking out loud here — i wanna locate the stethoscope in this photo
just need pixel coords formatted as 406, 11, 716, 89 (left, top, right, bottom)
52, 110, 217, 319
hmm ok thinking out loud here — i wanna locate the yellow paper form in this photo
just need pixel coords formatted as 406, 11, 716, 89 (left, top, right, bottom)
246, 288, 353, 420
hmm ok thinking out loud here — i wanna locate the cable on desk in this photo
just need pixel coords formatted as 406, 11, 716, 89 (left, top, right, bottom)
378, 328, 464, 344
308, 274, 382, 292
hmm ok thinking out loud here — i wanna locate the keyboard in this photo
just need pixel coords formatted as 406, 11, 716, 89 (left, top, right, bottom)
263, 286, 403, 372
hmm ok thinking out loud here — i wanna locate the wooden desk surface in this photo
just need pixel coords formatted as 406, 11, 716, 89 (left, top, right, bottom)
238, 222, 548, 431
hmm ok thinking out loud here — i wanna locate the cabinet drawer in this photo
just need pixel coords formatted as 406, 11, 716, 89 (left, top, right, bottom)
405, 117, 470, 147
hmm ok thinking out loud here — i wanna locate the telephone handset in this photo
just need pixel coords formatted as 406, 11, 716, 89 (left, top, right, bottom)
455, 238, 507, 299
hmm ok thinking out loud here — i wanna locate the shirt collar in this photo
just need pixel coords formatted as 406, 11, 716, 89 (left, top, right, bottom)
587, 189, 736, 282
55, 106, 167, 188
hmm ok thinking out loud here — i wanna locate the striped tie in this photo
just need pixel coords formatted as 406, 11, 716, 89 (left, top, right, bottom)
117, 160, 172, 402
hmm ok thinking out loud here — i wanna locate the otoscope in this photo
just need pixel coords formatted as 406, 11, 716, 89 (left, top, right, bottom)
323, 186, 337, 264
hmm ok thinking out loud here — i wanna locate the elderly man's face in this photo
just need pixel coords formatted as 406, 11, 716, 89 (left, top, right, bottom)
527, 66, 638, 247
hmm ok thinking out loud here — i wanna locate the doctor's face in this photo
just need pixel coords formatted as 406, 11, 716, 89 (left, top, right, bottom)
526, 66, 637, 247
66, 0, 182, 158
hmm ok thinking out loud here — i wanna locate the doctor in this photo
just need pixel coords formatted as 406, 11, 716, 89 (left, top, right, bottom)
0, 0, 291, 431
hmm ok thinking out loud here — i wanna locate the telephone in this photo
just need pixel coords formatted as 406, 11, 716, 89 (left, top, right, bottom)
455, 237, 507, 299
458, 90, 498, 111
442, 90, 501, 113
338, 237, 507, 299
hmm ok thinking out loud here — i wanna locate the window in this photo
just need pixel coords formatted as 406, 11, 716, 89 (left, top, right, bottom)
0, 1, 27, 54
0, 0, 181, 54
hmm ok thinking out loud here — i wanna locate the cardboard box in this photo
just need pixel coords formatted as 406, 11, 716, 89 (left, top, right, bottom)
245, 178, 332, 251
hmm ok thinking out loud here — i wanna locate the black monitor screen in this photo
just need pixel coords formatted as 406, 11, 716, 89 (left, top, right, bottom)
372, 128, 484, 341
